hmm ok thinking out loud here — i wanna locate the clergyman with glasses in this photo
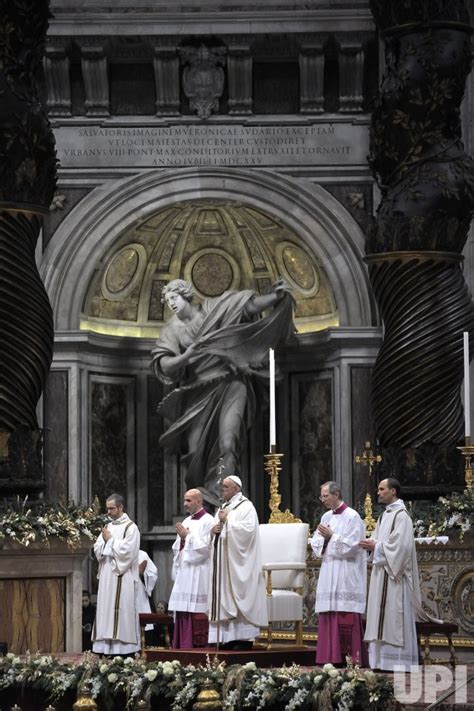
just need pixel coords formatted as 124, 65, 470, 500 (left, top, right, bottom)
310, 481, 368, 666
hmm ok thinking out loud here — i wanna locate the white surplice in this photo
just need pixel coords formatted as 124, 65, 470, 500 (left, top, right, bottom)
92, 513, 140, 655
311, 505, 366, 613
137, 550, 158, 630
364, 499, 421, 671
208, 493, 268, 643
168, 510, 215, 613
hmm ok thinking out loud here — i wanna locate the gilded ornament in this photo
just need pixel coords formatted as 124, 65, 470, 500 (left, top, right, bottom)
192, 679, 223, 710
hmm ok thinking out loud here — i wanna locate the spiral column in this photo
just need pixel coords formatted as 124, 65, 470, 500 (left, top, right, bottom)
367, 1, 474, 474
0, 0, 57, 494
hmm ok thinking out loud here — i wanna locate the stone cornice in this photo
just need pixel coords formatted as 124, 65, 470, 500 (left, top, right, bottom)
48, 8, 374, 37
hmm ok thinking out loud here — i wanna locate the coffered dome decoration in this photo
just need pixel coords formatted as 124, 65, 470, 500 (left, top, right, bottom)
81, 200, 338, 337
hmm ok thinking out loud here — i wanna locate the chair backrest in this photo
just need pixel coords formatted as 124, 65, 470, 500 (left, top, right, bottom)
259, 522, 309, 589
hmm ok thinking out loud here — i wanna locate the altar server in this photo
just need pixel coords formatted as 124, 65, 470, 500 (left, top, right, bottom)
311, 481, 368, 665
92, 493, 140, 656
168, 488, 214, 648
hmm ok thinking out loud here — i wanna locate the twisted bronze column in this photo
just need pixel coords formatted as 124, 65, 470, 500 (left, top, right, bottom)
367, 1, 474, 487
0, 0, 57, 493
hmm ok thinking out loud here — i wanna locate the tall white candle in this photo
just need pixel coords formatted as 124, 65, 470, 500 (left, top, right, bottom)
464, 331, 470, 438
269, 348, 276, 447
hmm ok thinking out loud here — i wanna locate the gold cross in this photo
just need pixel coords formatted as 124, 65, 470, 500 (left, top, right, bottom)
355, 440, 382, 478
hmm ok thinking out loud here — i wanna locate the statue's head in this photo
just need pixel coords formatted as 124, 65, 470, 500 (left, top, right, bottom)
161, 279, 195, 304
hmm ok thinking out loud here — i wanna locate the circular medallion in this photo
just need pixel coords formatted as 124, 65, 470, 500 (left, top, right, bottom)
275, 242, 319, 297
101, 243, 146, 301
184, 249, 240, 298
451, 568, 474, 634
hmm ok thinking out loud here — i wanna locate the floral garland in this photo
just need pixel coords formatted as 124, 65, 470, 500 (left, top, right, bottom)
0, 653, 395, 710
0, 497, 108, 548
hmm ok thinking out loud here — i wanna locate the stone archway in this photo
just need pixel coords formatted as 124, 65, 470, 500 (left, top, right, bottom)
41, 167, 376, 330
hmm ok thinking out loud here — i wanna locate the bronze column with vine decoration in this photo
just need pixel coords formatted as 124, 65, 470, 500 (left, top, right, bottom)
0, 0, 57, 495
367, 1, 474, 490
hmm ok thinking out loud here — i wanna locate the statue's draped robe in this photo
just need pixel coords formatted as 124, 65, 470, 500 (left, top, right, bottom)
364, 499, 421, 671
151, 291, 293, 496
311, 504, 368, 665
92, 513, 140, 655
208, 493, 268, 643
168, 508, 215, 648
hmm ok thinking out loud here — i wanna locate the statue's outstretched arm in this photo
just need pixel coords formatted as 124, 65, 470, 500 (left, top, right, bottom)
245, 278, 292, 316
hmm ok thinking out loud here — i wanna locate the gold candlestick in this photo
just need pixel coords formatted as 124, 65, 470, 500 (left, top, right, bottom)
264, 445, 301, 523
355, 440, 382, 535
457, 435, 474, 493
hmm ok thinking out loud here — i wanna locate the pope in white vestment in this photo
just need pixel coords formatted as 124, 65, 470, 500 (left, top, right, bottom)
137, 550, 158, 631
168, 488, 215, 648
362, 479, 423, 671
92, 495, 141, 655
208, 476, 268, 647
311, 481, 368, 665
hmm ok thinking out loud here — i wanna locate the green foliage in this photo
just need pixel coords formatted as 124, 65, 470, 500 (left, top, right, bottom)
0, 497, 108, 548
409, 490, 474, 541
0, 654, 396, 710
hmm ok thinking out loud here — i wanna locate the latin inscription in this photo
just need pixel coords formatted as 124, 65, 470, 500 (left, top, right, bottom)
54, 123, 369, 168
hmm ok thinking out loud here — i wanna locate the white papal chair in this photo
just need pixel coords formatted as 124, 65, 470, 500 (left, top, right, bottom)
259, 522, 309, 647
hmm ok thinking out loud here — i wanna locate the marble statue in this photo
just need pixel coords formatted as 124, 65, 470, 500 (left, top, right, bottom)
151, 278, 294, 502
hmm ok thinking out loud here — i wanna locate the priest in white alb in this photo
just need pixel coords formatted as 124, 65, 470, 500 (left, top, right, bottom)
360, 477, 427, 671
92, 493, 141, 656
168, 488, 214, 648
208, 475, 268, 649
311, 481, 368, 666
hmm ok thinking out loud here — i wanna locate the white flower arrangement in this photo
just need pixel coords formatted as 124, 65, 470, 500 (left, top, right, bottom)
0, 653, 395, 710
410, 490, 473, 541
0, 497, 108, 549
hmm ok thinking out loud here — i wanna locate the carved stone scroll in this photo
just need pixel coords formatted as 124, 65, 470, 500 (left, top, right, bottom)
44, 41, 72, 117
79, 42, 110, 117
299, 42, 326, 114
153, 46, 180, 116
227, 45, 252, 115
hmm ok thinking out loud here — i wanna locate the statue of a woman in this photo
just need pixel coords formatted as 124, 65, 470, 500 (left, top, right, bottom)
151, 279, 294, 501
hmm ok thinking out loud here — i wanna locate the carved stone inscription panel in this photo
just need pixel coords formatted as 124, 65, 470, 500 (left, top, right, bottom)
54, 122, 369, 168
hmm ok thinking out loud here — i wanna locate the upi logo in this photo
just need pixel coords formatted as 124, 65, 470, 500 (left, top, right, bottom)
393, 665, 468, 705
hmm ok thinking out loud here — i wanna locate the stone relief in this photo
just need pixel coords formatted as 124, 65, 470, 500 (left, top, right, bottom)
180, 44, 226, 119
